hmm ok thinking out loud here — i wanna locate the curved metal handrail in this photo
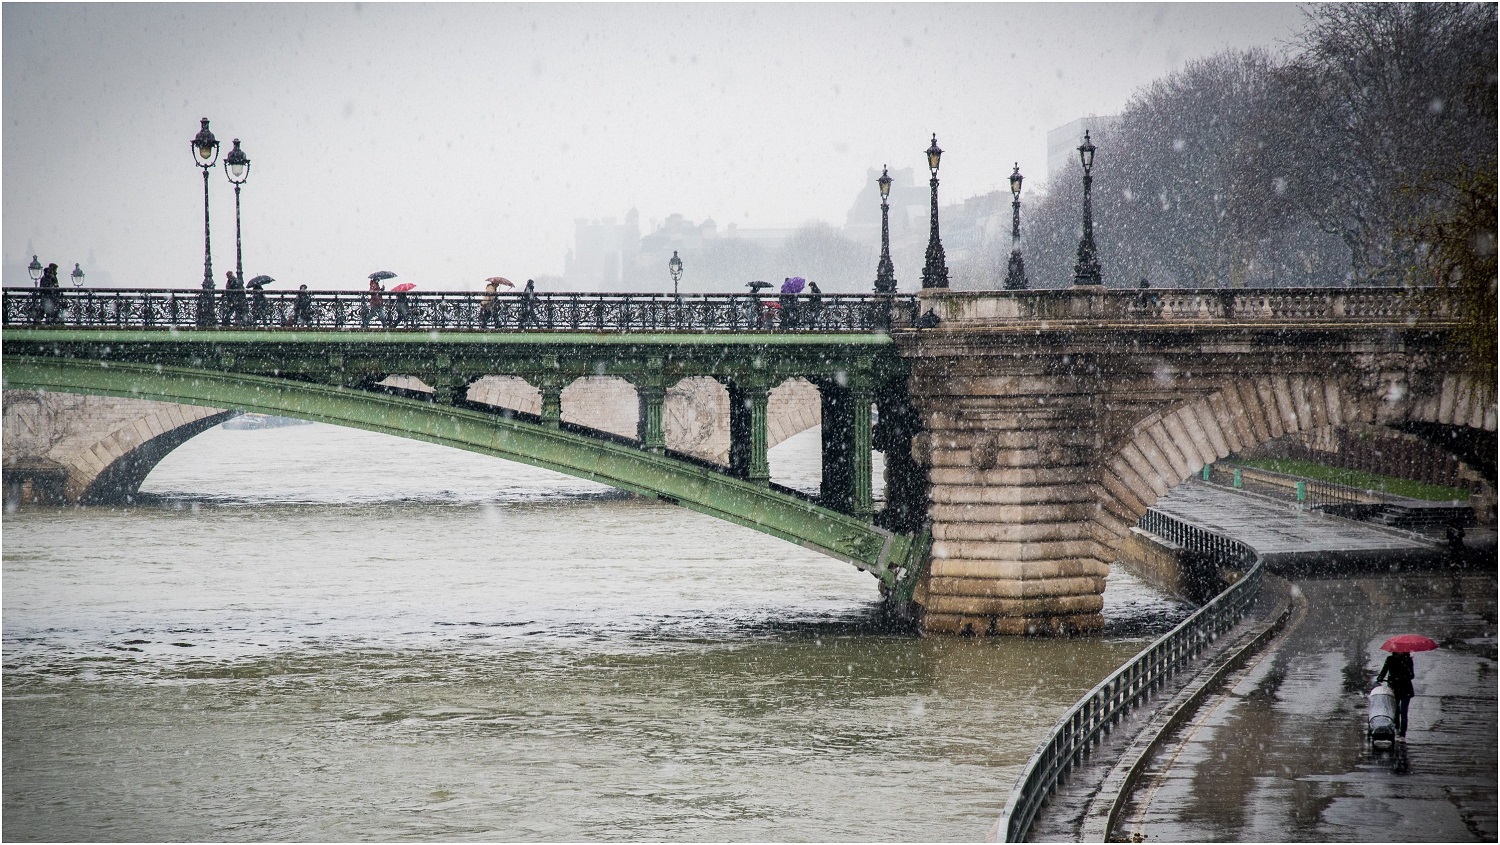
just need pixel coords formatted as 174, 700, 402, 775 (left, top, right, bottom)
994, 509, 1264, 842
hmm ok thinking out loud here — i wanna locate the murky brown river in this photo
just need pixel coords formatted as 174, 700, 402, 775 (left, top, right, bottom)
3, 422, 1191, 841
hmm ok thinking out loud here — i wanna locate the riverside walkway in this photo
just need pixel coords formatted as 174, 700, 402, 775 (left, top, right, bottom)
1017, 481, 1496, 842
1147, 480, 1444, 566
1112, 566, 1497, 842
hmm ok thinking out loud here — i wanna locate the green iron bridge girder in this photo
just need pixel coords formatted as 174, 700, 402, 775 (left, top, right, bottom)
3, 328, 931, 599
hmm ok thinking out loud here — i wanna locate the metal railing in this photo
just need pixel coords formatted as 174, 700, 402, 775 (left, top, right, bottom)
931, 285, 1456, 326
1, 287, 921, 334
995, 509, 1263, 842
1204, 462, 1374, 509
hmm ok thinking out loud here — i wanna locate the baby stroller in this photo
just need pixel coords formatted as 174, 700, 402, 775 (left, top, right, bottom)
1368, 682, 1397, 749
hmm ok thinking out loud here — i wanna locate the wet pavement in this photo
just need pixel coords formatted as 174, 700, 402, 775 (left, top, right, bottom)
1148, 481, 1442, 561
1113, 571, 1498, 842
1018, 579, 1293, 843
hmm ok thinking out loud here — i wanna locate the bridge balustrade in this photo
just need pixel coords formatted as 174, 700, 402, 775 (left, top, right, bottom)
8, 286, 1457, 332
928, 286, 1453, 325
1, 288, 921, 333
995, 509, 1262, 843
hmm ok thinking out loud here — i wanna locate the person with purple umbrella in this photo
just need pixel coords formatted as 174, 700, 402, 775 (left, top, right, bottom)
779, 276, 805, 330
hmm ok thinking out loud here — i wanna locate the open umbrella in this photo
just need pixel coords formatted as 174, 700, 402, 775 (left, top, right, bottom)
369, 270, 397, 282
746, 280, 772, 291
781, 276, 806, 294
390, 282, 417, 293
485, 276, 515, 288
1380, 635, 1438, 653
247, 275, 275, 287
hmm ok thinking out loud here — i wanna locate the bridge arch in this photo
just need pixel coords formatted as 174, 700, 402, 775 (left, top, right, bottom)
2, 390, 236, 504
1095, 373, 1497, 546
4, 375, 833, 507
4, 355, 921, 586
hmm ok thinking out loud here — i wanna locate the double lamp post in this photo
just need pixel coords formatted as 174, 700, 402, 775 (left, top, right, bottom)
192, 118, 252, 325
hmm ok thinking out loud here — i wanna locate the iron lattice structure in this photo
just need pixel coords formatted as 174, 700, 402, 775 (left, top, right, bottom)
3, 288, 922, 334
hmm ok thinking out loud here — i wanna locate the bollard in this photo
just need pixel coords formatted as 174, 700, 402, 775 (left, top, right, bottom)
1233, 468, 1242, 489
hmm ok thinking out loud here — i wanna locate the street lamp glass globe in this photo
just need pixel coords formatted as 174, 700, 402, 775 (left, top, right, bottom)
878, 166, 892, 199
668, 250, 683, 281
1009, 163, 1024, 198
926, 134, 943, 173
1078, 130, 1095, 171
224, 139, 250, 184
71, 263, 85, 287
192, 118, 219, 167
28, 255, 42, 282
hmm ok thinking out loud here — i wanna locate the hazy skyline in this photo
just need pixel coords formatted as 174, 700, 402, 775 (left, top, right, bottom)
4, 3, 1307, 291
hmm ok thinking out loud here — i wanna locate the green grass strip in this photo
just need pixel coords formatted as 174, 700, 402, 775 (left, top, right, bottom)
1233, 457, 1470, 501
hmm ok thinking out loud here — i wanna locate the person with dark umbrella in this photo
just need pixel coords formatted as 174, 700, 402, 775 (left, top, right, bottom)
366, 271, 397, 328
247, 275, 272, 326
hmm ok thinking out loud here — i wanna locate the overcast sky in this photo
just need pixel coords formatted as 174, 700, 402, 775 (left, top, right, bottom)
3, 3, 1306, 291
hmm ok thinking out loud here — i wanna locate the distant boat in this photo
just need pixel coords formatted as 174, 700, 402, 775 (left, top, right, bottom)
221, 413, 314, 431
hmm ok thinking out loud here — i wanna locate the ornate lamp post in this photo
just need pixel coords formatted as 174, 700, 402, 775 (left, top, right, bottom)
28, 255, 42, 285
874, 166, 897, 294
920, 134, 949, 289
1004, 163, 1028, 290
668, 250, 683, 296
191, 118, 220, 325
1072, 130, 1103, 286
71, 263, 85, 287
224, 138, 251, 289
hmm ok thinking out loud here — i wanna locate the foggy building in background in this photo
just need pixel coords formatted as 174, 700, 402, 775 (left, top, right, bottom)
1047, 115, 1119, 183
571, 168, 939, 293
840, 166, 925, 244
562, 210, 642, 292
565, 165, 1047, 293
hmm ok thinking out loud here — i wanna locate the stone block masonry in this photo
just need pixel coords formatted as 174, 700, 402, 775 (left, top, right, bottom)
898, 288, 1495, 636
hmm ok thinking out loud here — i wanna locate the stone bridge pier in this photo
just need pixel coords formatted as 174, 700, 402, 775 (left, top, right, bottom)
899, 289, 1496, 636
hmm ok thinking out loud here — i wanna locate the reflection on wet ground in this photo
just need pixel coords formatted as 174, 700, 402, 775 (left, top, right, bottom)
1116, 571, 1497, 842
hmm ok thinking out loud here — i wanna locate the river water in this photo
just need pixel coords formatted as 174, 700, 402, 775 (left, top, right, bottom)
3, 422, 1192, 842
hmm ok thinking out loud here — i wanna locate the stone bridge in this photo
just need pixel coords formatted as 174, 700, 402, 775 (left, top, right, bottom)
3, 285, 1492, 636
902, 287, 1495, 635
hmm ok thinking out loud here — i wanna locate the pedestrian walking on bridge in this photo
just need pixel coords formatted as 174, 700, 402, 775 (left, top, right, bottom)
38, 262, 61, 324
223, 270, 248, 326
291, 284, 314, 326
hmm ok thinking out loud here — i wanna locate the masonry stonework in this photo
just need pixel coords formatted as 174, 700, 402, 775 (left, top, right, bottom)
899, 290, 1497, 636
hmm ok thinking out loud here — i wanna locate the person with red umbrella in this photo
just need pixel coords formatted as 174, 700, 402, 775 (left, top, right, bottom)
1376, 634, 1436, 742
388, 281, 417, 327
